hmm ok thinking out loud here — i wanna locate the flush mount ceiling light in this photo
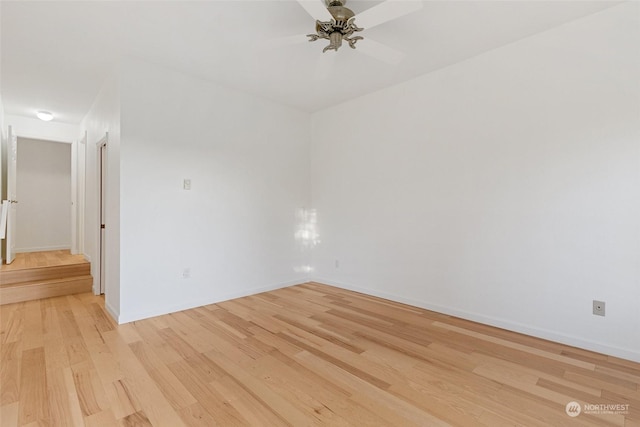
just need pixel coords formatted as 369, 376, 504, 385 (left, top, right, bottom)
307, 0, 363, 52
36, 111, 54, 121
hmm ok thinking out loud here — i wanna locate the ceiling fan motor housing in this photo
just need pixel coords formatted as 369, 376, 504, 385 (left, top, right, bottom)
328, 5, 355, 27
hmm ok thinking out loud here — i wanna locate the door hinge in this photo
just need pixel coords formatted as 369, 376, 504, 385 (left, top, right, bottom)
101, 224, 105, 229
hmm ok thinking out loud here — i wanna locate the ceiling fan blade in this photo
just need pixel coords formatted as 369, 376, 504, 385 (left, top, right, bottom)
261, 34, 307, 49
357, 38, 405, 65
296, 0, 333, 22
356, 0, 423, 30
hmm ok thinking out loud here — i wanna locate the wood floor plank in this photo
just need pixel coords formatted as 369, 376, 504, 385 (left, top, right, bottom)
84, 409, 118, 427
471, 351, 602, 397
119, 410, 153, 427
244, 353, 355, 426
46, 366, 85, 427
166, 359, 249, 426
433, 321, 597, 370
128, 341, 197, 410
0, 402, 19, 427
100, 330, 188, 427
207, 375, 290, 427
1, 304, 24, 344
21, 301, 43, 351
18, 347, 49, 425
294, 349, 450, 426
104, 379, 142, 420
71, 364, 109, 417
0, 341, 22, 406
208, 350, 321, 426
177, 402, 223, 427
129, 321, 183, 366
0, 282, 637, 426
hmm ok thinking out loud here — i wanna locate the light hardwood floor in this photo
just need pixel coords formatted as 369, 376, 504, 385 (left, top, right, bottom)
0, 282, 638, 426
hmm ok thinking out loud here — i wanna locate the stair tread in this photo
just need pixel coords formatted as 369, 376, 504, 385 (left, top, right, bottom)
1, 275, 93, 288
0, 261, 91, 273
1, 252, 93, 305
1, 263, 91, 286
0, 265, 90, 274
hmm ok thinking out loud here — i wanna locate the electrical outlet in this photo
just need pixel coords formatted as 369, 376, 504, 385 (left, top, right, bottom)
593, 300, 605, 316
335, 259, 340, 268
183, 179, 191, 190
182, 268, 191, 279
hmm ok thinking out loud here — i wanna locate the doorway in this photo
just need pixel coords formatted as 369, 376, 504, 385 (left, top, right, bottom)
14, 137, 72, 254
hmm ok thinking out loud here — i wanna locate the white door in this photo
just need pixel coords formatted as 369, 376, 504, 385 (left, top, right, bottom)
6, 126, 18, 264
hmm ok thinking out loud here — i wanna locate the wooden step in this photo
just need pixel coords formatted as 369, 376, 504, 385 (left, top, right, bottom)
0, 262, 90, 286
0, 275, 93, 305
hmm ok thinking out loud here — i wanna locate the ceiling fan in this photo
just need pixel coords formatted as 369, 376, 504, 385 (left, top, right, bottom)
297, 0, 423, 64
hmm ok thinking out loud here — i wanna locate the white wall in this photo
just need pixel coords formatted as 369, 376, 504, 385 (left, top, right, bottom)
117, 59, 311, 323
80, 72, 120, 318
0, 98, 6, 261
15, 138, 71, 252
310, 3, 640, 362
5, 115, 79, 143
0, 97, 5, 200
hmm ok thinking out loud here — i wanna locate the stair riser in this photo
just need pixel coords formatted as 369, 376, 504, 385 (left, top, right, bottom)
0, 264, 91, 286
0, 277, 93, 305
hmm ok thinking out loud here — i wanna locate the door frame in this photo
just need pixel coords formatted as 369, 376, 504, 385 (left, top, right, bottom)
3, 128, 79, 261
5, 126, 17, 264
77, 132, 87, 255
71, 140, 78, 254
96, 133, 108, 295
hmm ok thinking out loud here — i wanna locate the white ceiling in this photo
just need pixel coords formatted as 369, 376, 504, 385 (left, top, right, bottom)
1, 0, 621, 124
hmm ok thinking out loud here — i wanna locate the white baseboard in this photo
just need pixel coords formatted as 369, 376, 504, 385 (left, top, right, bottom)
105, 300, 119, 323
312, 277, 640, 364
16, 245, 71, 253
115, 279, 303, 324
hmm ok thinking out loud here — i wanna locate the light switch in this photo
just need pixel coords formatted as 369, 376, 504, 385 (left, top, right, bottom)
183, 179, 191, 190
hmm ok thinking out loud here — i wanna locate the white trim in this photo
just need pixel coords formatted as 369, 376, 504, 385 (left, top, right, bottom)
105, 300, 120, 323
115, 279, 302, 324
70, 140, 78, 254
77, 132, 87, 256
95, 133, 108, 296
312, 277, 640, 364
15, 245, 71, 253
